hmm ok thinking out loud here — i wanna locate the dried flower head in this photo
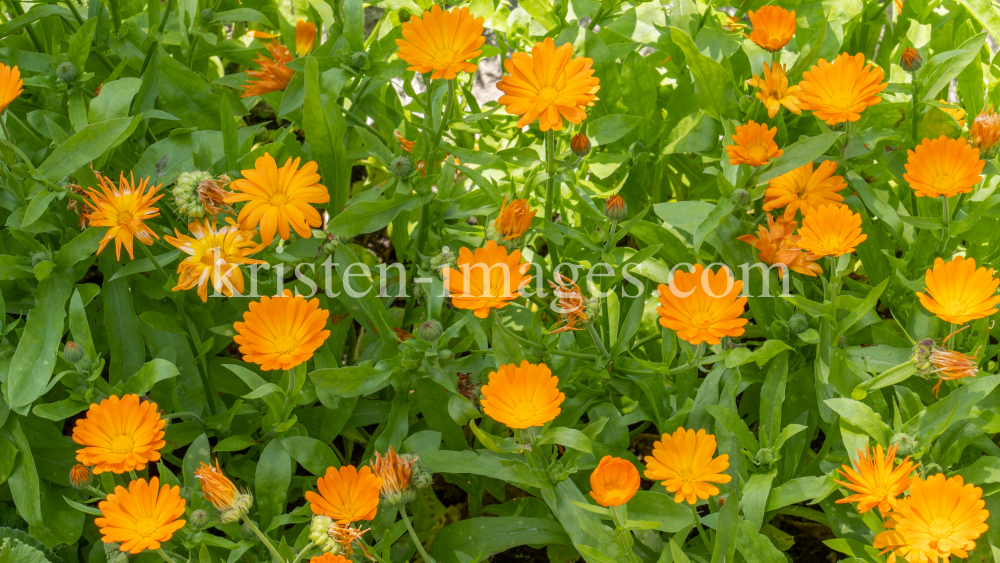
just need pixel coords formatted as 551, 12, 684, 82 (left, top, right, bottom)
371, 446, 416, 508
549, 272, 589, 333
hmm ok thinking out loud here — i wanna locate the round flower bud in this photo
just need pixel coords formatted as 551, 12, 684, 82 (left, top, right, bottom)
428, 247, 456, 275
242, 520, 258, 541
418, 320, 444, 341
604, 195, 627, 221
570, 134, 591, 157
219, 508, 241, 524
900, 47, 922, 73
731, 188, 750, 207
172, 170, 214, 219
890, 432, 918, 457
409, 456, 433, 490
63, 341, 85, 364
69, 464, 92, 489
911, 338, 935, 375
76, 355, 93, 373
438, 349, 454, 366
56, 61, 77, 83
787, 314, 808, 334
755, 447, 776, 466
189, 509, 211, 529
309, 515, 334, 548
350, 51, 370, 70
390, 155, 413, 177
200, 8, 214, 22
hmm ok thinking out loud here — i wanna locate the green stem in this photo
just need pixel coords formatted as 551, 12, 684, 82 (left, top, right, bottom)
603, 219, 619, 255
690, 503, 713, 553
543, 129, 560, 266
586, 7, 604, 30
289, 541, 315, 563
429, 79, 457, 170
400, 505, 435, 563
140, 0, 174, 75
166, 411, 205, 425
584, 322, 611, 362
630, 333, 662, 350
86, 485, 107, 498
492, 310, 598, 359
107, 0, 121, 33
828, 257, 841, 324
156, 548, 179, 563
242, 516, 285, 563
609, 506, 640, 563
938, 195, 950, 253
911, 79, 920, 144
129, 470, 138, 481
280, 368, 297, 421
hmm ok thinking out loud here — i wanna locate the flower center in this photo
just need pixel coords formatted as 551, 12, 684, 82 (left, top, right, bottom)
830, 92, 855, 113
109, 434, 135, 455
512, 402, 537, 424
932, 174, 955, 193
270, 193, 289, 206
116, 210, 134, 225
928, 517, 954, 539
538, 86, 560, 104
272, 335, 297, 356
747, 143, 768, 162
689, 311, 715, 330
432, 48, 456, 66
134, 517, 159, 538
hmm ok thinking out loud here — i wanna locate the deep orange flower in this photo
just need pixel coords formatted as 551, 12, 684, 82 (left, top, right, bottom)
798, 53, 887, 125
245, 30, 280, 40
589, 456, 640, 507
497, 38, 601, 131
571, 133, 592, 157
96, 477, 186, 554
233, 289, 331, 371
834, 444, 917, 516
644, 428, 731, 505
242, 41, 294, 97
726, 121, 782, 167
70, 464, 93, 489
873, 524, 916, 563
296, 19, 316, 56
971, 106, 1000, 159
84, 173, 163, 260
763, 160, 847, 218
305, 465, 383, 524
72, 395, 166, 474
916, 256, 1000, 324
194, 459, 240, 511
737, 213, 823, 278
395, 5, 485, 80
656, 264, 748, 345
443, 241, 532, 318
904, 136, 984, 198
480, 360, 565, 429
939, 99, 967, 128
549, 272, 589, 334
796, 204, 867, 257
745, 6, 796, 52
889, 474, 989, 562
311, 555, 351, 563
396, 131, 415, 153
900, 47, 922, 72
746, 62, 801, 118
0, 63, 22, 112
164, 218, 265, 302
491, 197, 535, 242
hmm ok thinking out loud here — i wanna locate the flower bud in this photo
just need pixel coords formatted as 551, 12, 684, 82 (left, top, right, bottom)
604, 195, 627, 221
350, 51, 370, 70
438, 349, 454, 366
63, 341, 86, 364
428, 246, 456, 276
409, 455, 433, 490
31, 251, 48, 266
787, 314, 808, 334
731, 188, 750, 207
570, 133, 591, 157
390, 155, 412, 177
900, 47, 922, 73
755, 447, 776, 466
69, 464, 92, 489
911, 338, 935, 375
56, 61, 77, 83
172, 171, 215, 219
200, 8, 214, 22
890, 432, 918, 457
418, 320, 444, 341
310, 515, 337, 552
189, 509, 211, 529
179, 486, 194, 503
76, 355, 93, 373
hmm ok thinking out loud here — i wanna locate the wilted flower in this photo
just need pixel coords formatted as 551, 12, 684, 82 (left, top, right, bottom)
899, 47, 922, 72
912, 331, 981, 396
371, 446, 417, 507
745, 6, 796, 52
644, 428, 731, 505
195, 459, 253, 522
171, 171, 233, 219
486, 197, 536, 250
737, 213, 823, 278
241, 41, 294, 97
549, 273, 589, 333
834, 444, 917, 516
971, 106, 1000, 159
69, 464, 92, 489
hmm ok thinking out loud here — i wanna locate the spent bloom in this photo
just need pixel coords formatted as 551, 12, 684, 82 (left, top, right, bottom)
916, 256, 1000, 324
486, 196, 536, 250
371, 446, 417, 507
165, 218, 266, 302
970, 106, 1000, 159
395, 5, 485, 80
549, 272, 591, 334
233, 289, 331, 371
72, 394, 166, 474
171, 170, 233, 219
737, 213, 823, 278
834, 444, 917, 516
195, 459, 253, 522
745, 6, 796, 52
727, 121, 782, 167
84, 173, 164, 260
589, 456, 640, 507
912, 334, 981, 396
443, 241, 532, 319
305, 465, 383, 524
656, 264, 748, 345
904, 136, 984, 198
796, 204, 867, 257
96, 477, 186, 554
798, 53, 887, 125
763, 160, 847, 218
480, 360, 565, 429
242, 41, 294, 97
644, 428, 732, 505
746, 62, 801, 118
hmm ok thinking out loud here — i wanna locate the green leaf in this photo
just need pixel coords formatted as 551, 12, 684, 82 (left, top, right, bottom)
587, 114, 643, 146
736, 518, 788, 563
824, 398, 893, 445
283, 436, 340, 475
38, 117, 139, 183
88, 78, 142, 123
213, 435, 257, 452
742, 469, 776, 532
101, 273, 145, 385
213, 8, 275, 27
107, 250, 181, 281
309, 361, 395, 398
491, 323, 525, 365
919, 33, 986, 103
1, 419, 41, 526
625, 491, 694, 533
354, 125, 394, 165
0, 5, 68, 38
519, 0, 559, 30
835, 279, 888, 342
759, 352, 787, 449
343, 0, 364, 51
123, 359, 180, 395
183, 434, 211, 489
256, 439, 291, 530
668, 27, 739, 120
430, 517, 571, 563
705, 404, 760, 453
756, 132, 843, 184
329, 192, 434, 238
536, 427, 593, 454
63, 496, 101, 516
711, 488, 738, 563
957, 0, 1000, 45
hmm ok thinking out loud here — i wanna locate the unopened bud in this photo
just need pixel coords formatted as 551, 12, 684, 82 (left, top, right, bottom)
69, 464, 92, 489
900, 47, 922, 73
418, 320, 444, 341
787, 314, 808, 334
409, 456, 433, 490
911, 338, 935, 375
570, 133, 591, 157
604, 195, 627, 221
731, 188, 750, 207
755, 447, 776, 466
200, 8, 214, 22
63, 341, 85, 364
350, 51, 370, 70
890, 432, 918, 457
190, 509, 211, 529
56, 61, 77, 83
438, 349, 454, 366
390, 155, 412, 177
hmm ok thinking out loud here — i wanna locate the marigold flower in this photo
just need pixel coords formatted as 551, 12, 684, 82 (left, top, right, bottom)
0, 63, 23, 112
311, 555, 351, 563
644, 428, 731, 505
873, 525, 915, 563
84, 172, 163, 261
497, 37, 601, 132
904, 136, 984, 198
96, 477, 186, 554
549, 272, 589, 334
737, 213, 823, 278
305, 465, 383, 524
745, 6, 796, 52
165, 218, 266, 302
656, 264, 748, 346
916, 256, 1000, 324
242, 41, 295, 97
798, 53, 887, 125
233, 289, 331, 371
726, 121, 782, 167
900, 47, 922, 72
605, 195, 627, 220
295, 19, 316, 56
443, 241, 532, 319
796, 204, 867, 257
764, 160, 847, 218
480, 360, 565, 429
487, 197, 535, 248
371, 446, 416, 507
225, 153, 330, 245
395, 5, 484, 80
72, 394, 166, 475
589, 456, 640, 507
971, 106, 1000, 159
890, 474, 989, 562
194, 459, 240, 511
834, 444, 917, 516
70, 464, 93, 489
746, 62, 801, 118
938, 99, 967, 128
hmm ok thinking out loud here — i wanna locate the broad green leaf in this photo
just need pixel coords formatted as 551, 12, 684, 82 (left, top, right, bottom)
213, 8, 275, 27
919, 33, 986, 103
1, 419, 41, 526
756, 132, 843, 184
669, 27, 739, 120
825, 398, 893, 445
705, 404, 760, 453
37, 117, 139, 183
123, 358, 180, 395
256, 439, 291, 530
711, 488, 738, 563
309, 361, 395, 398
742, 470, 776, 532
430, 517, 571, 563
329, 192, 434, 238
88, 78, 142, 123
586, 114, 643, 146
283, 436, 341, 475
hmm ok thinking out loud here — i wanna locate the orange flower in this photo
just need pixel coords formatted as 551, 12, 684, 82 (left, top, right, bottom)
656, 264, 748, 346
549, 272, 589, 333
480, 360, 565, 429
834, 444, 917, 516
796, 203, 867, 257
939, 99, 967, 128
589, 456, 640, 507
873, 525, 916, 563
899, 47, 922, 72
746, 62, 801, 118
971, 106, 1000, 159
497, 38, 601, 131
0, 63, 23, 112
763, 160, 847, 218
916, 256, 1000, 324
194, 459, 240, 511
305, 465, 383, 523
96, 477, 186, 554
889, 474, 989, 562
295, 19, 316, 56
396, 131, 415, 153
904, 136, 984, 198
72, 395, 166, 474
395, 5, 485, 80
164, 218, 266, 302
726, 121, 782, 167
443, 241, 532, 318
643, 428, 731, 505
798, 53, 887, 125
371, 446, 416, 507
225, 153, 330, 245
84, 172, 163, 260
69, 464, 93, 489
311, 555, 351, 563
488, 196, 535, 245
246, 30, 280, 39
242, 41, 294, 97
745, 6, 796, 52
233, 289, 331, 371
737, 213, 823, 278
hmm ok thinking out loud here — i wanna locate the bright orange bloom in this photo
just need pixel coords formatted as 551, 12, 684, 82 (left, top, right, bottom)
939, 99, 967, 128
242, 41, 294, 97
311, 555, 351, 563
0, 63, 23, 112
904, 136, 984, 198
834, 444, 917, 516
589, 456, 640, 507
70, 464, 93, 489
873, 524, 917, 563
656, 264, 748, 346
497, 38, 601, 131
549, 272, 589, 333
305, 465, 383, 524
96, 477, 186, 554
395, 5, 484, 80
763, 160, 847, 218
480, 360, 565, 429
295, 19, 316, 56
746, 62, 801, 118
745, 6, 796, 52
164, 218, 265, 302
796, 203, 867, 257
492, 197, 535, 241
443, 241, 532, 318
72, 395, 166, 474
644, 428, 731, 505
194, 459, 240, 511
798, 53, 887, 125
233, 289, 331, 371
84, 173, 163, 260
916, 256, 1000, 324
889, 474, 989, 562
726, 121, 782, 167
971, 106, 1000, 159
737, 213, 823, 278
225, 153, 330, 245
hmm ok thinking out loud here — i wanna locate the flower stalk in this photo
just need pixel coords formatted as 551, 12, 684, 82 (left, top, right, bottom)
543, 129, 560, 265
241, 515, 285, 563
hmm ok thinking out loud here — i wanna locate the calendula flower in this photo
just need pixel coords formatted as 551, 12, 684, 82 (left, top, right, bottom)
233, 289, 331, 371
900, 47, 922, 72
746, 62, 801, 118
305, 465, 383, 524
497, 37, 601, 131
371, 446, 416, 507
798, 53, 887, 125
890, 474, 989, 562
656, 264, 748, 346
70, 464, 93, 489
72, 395, 166, 474
796, 204, 867, 257
764, 160, 847, 218
589, 456, 640, 507
549, 272, 590, 334
480, 360, 565, 429
605, 195, 627, 220
395, 5, 485, 80
737, 213, 823, 278
96, 477, 186, 554
443, 241, 532, 319
873, 525, 916, 563
0, 63, 23, 112
834, 444, 917, 516
295, 19, 316, 56
644, 428, 732, 505
971, 106, 1000, 159
904, 136, 984, 198
194, 459, 239, 511
84, 173, 164, 260
486, 197, 535, 249
225, 153, 330, 245
395, 131, 415, 153
726, 121, 782, 167
916, 256, 1000, 324
311, 555, 351, 563
242, 41, 294, 97
745, 6, 796, 52
164, 218, 266, 302
939, 99, 967, 128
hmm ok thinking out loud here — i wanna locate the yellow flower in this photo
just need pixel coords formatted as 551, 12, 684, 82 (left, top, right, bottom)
84, 173, 164, 260
939, 99, 967, 128
746, 62, 801, 118
890, 474, 989, 562
798, 53, 887, 125
72, 395, 166, 474
904, 136, 984, 198
644, 428, 731, 505
589, 456, 640, 507
0, 63, 23, 112
443, 241, 532, 318
745, 6, 796, 52
656, 264, 748, 346
726, 121, 782, 167
480, 360, 565, 429
96, 477, 186, 554
763, 160, 847, 218
305, 465, 383, 524
916, 256, 1000, 324
296, 19, 316, 56
242, 41, 295, 97
233, 289, 331, 371
164, 218, 266, 302
796, 203, 867, 257
834, 444, 917, 516
395, 5, 485, 80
